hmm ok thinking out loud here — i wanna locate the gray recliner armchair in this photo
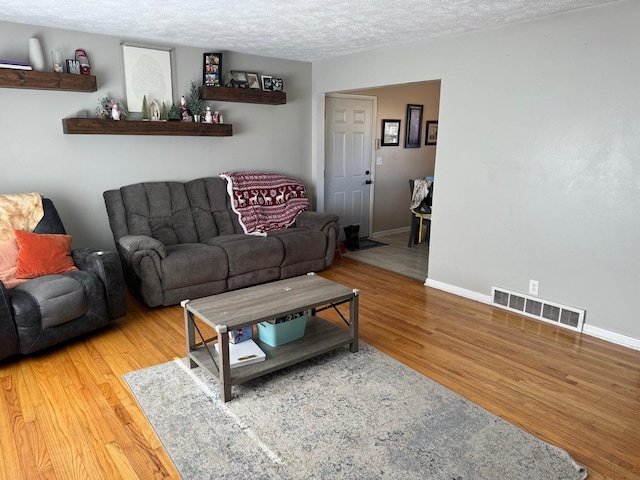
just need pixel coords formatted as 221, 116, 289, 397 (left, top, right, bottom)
0, 197, 126, 362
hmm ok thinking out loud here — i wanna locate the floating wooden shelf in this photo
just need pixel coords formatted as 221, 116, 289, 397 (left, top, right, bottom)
200, 86, 286, 105
62, 118, 233, 136
0, 69, 97, 92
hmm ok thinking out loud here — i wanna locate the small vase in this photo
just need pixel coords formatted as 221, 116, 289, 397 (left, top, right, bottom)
194, 114, 201, 123
29, 38, 45, 71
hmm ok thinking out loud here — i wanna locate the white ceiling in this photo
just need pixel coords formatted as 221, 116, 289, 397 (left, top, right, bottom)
0, 0, 618, 62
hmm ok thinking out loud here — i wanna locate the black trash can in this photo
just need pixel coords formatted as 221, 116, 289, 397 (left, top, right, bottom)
344, 225, 360, 250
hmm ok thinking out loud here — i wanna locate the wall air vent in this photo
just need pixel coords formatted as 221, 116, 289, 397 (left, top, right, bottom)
491, 286, 585, 332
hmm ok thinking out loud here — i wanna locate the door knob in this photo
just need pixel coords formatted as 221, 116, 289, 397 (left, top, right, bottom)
365, 180, 372, 184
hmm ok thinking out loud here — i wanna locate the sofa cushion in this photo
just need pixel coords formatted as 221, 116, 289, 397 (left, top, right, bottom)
14, 230, 78, 279
120, 182, 198, 245
203, 235, 284, 276
185, 177, 243, 240
0, 238, 28, 288
15, 275, 88, 328
160, 243, 229, 290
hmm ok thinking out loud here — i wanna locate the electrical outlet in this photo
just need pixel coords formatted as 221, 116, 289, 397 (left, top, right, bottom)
529, 279, 539, 296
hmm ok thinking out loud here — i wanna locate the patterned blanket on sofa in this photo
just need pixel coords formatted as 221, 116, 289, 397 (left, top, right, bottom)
220, 172, 309, 234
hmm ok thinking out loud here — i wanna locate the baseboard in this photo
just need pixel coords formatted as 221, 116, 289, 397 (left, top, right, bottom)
424, 279, 492, 304
582, 325, 640, 351
424, 279, 640, 351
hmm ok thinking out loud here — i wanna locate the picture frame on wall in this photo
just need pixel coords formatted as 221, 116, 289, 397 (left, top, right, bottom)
203, 52, 222, 86
121, 43, 174, 113
404, 104, 423, 148
381, 119, 401, 146
425, 120, 438, 145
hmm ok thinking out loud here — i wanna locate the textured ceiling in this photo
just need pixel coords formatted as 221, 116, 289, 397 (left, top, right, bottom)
0, 0, 617, 62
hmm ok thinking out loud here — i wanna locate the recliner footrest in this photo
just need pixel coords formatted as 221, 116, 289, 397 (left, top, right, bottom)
15, 275, 88, 329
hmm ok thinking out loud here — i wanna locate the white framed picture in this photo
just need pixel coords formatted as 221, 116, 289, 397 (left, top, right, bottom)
121, 43, 173, 113
261, 75, 272, 91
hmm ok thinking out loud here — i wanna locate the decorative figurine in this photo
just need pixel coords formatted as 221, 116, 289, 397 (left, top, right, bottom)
204, 105, 212, 123
75, 49, 91, 75
110, 101, 120, 121
179, 95, 192, 122
149, 99, 160, 121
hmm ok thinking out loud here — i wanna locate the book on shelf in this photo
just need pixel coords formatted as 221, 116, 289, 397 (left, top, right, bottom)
0, 60, 32, 71
214, 338, 266, 368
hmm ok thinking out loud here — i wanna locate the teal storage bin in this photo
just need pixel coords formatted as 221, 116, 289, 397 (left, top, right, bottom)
257, 315, 307, 347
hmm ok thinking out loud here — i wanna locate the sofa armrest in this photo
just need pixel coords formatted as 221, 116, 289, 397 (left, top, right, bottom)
72, 248, 126, 320
116, 234, 167, 293
119, 235, 168, 258
0, 282, 20, 361
294, 211, 339, 231
294, 211, 340, 268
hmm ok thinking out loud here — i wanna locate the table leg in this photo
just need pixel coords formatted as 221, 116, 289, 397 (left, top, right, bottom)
350, 290, 360, 353
217, 325, 232, 402
183, 301, 197, 368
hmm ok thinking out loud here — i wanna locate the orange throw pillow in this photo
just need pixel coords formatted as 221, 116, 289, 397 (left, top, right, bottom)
0, 238, 28, 288
14, 230, 78, 279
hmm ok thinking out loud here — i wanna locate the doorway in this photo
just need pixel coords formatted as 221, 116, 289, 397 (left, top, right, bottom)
323, 81, 440, 281
324, 94, 376, 240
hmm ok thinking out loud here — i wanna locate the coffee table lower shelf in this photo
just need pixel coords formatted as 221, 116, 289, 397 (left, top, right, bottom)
189, 316, 353, 386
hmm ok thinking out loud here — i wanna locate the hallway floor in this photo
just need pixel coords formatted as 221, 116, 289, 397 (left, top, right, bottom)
341, 231, 429, 282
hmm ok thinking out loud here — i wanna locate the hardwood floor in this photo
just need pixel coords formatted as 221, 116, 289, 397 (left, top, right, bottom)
1, 258, 638, 479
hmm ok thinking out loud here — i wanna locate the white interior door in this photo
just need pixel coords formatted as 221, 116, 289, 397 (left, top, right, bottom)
324, 95, 374, 240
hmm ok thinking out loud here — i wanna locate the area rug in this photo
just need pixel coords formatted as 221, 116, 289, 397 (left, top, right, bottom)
123, 344, 587, 480
347, 238, 387, 251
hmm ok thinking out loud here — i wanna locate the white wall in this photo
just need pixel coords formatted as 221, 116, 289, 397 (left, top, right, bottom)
312, 1, 640, 344
0, 21, 312, 251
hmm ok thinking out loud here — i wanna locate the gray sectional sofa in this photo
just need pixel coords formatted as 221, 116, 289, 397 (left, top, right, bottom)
103, 176, 339, 307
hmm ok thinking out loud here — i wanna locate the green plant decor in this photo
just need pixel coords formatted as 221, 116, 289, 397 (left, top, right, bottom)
160, 102, 168, 121
187, 81, 202, 117
168, 103, 180, 121
95, 96, 110, 118
141, 95, 150, 120
95, 96, 128, 119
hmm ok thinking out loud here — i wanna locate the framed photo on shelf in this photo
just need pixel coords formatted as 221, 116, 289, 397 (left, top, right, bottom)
404, 104, 423, 148
121, 43, 174, 113
231, 70, 248, 88
66, 59, 81, 74
261, 75, 272, 91
203, 52, 222, 86
271, 77, 284, 92
246, 72, 260, 89
425, 120, 438, 145
381, 119, 401, 146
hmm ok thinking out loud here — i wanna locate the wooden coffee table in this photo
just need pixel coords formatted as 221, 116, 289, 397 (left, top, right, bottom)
182, 273, 359, 402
